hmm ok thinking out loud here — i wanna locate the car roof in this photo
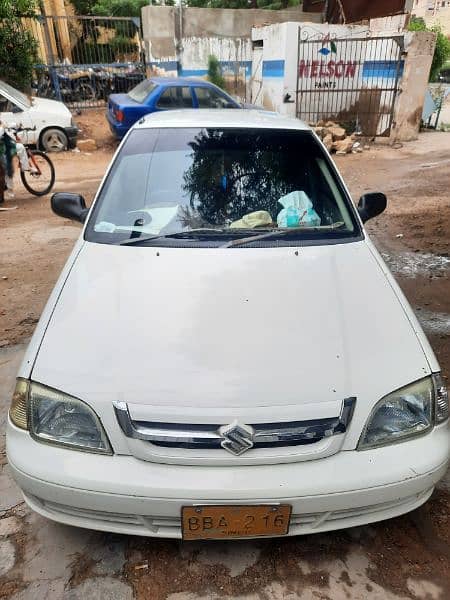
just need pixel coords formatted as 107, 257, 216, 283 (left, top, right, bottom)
134, 109, 310, 131
150, 77, 222, 87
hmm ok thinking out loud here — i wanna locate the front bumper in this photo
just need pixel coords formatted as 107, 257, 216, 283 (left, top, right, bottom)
6, 419, 449, 539
64, 126, 79, 149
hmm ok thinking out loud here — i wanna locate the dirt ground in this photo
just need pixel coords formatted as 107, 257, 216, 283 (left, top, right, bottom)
0, 111, 449, 600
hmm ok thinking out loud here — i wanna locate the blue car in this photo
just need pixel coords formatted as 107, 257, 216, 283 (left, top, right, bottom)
106, 77, 241, 139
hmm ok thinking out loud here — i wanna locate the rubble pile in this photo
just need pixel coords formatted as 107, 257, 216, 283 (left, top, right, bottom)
311, 120, 365, 155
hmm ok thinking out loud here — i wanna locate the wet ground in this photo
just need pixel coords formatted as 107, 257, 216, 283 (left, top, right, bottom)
0, 124, 449, 599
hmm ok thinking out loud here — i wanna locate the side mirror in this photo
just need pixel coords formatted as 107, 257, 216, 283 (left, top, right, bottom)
51, 192, 89, 223
357, 192, 387, 223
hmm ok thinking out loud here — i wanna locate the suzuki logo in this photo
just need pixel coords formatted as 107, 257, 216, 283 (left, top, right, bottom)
219, 421, 254, 456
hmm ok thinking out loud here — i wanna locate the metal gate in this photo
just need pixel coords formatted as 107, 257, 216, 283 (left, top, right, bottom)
27, 15, 145, 109
296, 31, 404, 136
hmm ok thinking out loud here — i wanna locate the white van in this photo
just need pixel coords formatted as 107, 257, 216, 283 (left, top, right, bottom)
6, 110, 449, 541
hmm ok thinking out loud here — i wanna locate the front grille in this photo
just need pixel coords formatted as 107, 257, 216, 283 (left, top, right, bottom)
113, 398, 356, 453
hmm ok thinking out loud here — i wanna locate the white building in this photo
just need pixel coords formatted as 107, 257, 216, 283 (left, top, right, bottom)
427, 0, 450, 15
250, 20, 436, 141
424, 0, 450, 33
412, 0, 430, 17
251, 22, 406, 134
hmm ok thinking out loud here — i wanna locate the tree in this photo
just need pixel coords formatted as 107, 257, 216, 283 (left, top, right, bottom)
182, 130, 293, 226
71, 0, 174, 14
0, 0, 38, 90
187, 0, 301, 8
207, 55, 226, 89
409, 17, 450, 82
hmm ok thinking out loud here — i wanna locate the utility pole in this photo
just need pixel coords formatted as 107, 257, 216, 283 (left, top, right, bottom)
176, 0, 184, 76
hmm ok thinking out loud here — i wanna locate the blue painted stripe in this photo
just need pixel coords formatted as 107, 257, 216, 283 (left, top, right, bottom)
220, 60, 252, 77
150, 60, 252, 78
362, 60, 404, 79
179, 68, 208, 77
262, 59, 285, 78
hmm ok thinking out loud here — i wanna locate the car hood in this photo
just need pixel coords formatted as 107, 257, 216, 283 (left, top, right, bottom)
30, 96, 72, 118
31, 240, 430, 421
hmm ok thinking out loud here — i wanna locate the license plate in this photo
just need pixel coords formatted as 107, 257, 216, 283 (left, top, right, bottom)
181, 504, 291, 540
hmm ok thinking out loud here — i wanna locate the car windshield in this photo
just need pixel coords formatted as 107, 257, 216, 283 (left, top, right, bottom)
0, 81, 30, 108
86, 127, 360, 247
128, 79, 157, 103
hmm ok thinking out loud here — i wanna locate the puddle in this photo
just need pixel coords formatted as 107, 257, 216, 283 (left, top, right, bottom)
415, 309, 450, 336
382, 251, 450, 279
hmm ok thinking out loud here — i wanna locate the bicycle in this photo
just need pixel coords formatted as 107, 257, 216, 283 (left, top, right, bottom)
1, 125, 55, 197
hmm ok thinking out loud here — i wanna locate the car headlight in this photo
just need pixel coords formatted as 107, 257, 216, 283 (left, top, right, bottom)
359, 375, 448, 450
433, 373, 449, 423
9, 379, 112, 454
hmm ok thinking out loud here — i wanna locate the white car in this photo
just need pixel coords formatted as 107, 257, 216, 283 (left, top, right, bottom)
0, 80, 78, 152
6, 110, 449, 541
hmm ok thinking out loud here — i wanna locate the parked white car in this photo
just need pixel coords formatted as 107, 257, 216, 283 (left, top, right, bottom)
6, 110, 449, 541
0, 80, 78, 152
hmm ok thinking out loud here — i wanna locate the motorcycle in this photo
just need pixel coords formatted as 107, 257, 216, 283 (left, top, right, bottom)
33, 67, 96, 104
91, 67, 115, 101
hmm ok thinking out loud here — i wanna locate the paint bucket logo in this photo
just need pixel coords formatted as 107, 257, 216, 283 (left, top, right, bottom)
318, 37, 337, 57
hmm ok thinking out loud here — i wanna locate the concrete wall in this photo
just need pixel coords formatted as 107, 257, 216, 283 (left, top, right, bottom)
252, 22, 379, 119
391, 31, 437, 140
141, 6, 321, 99
369, 14, 409, 34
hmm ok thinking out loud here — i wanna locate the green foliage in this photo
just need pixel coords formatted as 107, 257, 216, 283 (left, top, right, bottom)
187, 0, 300, 6
257, 0, 283, 9
430, 28, 450, 81
207, 55, 225, 89
0, 0, 36, 17
0, 0, 38, 90
409, 16, 450, 82
110, 34, 135, 54
70, 0, 97, 14
189, 0, 249, 6
91, 0, 150, 16
408, 16, 426, 31
70, 0, 153, 62
72, 0, 298, 12
182, 130, 290, 226
71, 0, 173, 14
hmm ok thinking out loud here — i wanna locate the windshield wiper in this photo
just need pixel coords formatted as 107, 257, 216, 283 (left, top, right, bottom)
120, 228, 228, 246
222, 223, 346, 248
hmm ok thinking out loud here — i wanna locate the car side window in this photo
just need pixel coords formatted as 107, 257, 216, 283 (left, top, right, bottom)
195, 87, 234, 108
0, 94, 15, 113
156, 87, 193, 109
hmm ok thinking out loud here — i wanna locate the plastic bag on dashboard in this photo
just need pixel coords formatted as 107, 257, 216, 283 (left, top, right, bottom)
277, 191, 321, 228
229, 210, 273, 229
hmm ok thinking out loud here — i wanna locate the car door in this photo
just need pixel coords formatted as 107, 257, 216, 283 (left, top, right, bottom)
0, 93, 35, 145
154, 86, 194, 111
193, 86, 237, 109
